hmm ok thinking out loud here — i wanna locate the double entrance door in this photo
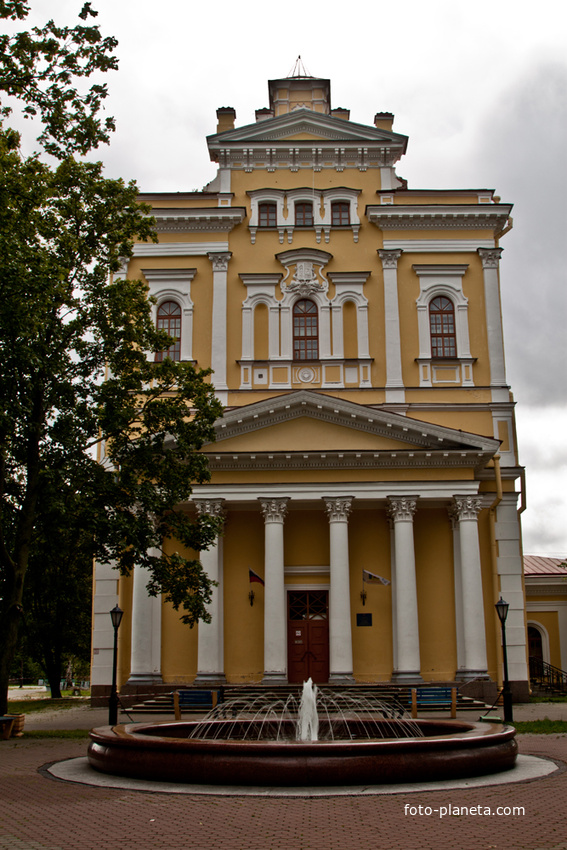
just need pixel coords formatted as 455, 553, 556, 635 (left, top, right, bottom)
287, 590, 329, 683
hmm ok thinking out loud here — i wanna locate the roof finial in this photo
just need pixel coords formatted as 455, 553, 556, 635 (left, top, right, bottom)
287, 55, 312, 78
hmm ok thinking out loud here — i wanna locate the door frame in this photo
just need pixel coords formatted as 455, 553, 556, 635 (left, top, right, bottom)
286, 585, 330, 684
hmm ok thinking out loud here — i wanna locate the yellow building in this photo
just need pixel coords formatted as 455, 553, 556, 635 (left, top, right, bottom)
91, 71, 529, 704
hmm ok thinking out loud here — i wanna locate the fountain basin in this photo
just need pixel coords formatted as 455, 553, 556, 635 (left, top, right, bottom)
88, 720, 517, 786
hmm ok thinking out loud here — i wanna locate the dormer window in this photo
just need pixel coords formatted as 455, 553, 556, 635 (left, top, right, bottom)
331, 201, 350, 226
295, 202, 314, 227
259, 202, 277, 227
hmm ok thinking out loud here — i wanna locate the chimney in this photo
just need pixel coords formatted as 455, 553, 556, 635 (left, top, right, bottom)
331, 107, 350, 121
216, 107, 236, 133
255, 108, 274, 122
374, 112, 394, 131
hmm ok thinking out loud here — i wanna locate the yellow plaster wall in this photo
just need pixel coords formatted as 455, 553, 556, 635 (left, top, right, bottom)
223, 510, 265, 682
161, 540, 198, 682
349, 509, 393, 681
414, 510, 457, 679
117, 571, 133, 687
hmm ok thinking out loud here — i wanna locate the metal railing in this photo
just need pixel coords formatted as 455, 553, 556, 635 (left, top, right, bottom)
529, 656, 567, 694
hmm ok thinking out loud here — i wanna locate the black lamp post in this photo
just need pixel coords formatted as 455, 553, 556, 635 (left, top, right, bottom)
495, 596, 513, 723
108, 605, 123, 726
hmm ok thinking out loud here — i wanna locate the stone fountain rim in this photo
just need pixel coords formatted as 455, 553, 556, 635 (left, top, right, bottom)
90, 719, 515, 752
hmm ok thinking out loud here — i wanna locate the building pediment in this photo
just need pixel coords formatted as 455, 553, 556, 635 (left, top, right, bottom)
208, 109, 407, 147
207, 110, 408, 172
206, 391, 500, 471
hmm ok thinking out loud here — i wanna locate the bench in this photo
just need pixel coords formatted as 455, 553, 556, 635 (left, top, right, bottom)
0, 716, 15, 740
173, 689, 218, 720
410, 686, 457, 719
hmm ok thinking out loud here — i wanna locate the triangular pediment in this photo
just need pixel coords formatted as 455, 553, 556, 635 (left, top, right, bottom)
208, 391, 500, 466
207, 109, 408, 149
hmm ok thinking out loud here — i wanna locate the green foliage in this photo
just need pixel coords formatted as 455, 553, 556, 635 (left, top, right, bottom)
512, 719, 567, 734
0, 3, 223, 715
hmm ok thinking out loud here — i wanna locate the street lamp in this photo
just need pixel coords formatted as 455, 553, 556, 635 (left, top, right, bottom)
495, 596, 513, 723
108, 605, 123, 726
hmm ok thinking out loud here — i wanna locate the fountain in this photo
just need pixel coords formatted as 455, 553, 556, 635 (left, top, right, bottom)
88, 680, 517, 786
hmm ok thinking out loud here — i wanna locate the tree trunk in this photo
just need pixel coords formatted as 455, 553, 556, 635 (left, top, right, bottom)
0, 605, 23, 715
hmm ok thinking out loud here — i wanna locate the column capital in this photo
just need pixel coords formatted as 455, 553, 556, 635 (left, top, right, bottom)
259, 497, 289, 522
378, 248, 403, 269
208, 251, 232, 272
323, 496, 354, 522
452, 495, 483, 521
387, 496, 417, 522
194, 498, 226, 520
477, 247, 503, 269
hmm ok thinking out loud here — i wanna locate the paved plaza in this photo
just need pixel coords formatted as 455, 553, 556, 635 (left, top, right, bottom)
1, 698, 567, 850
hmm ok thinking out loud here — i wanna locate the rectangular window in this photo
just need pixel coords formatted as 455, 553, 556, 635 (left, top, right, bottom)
259, 202, 277, 227
295, 202, 313, 227
331, 201, 350, 226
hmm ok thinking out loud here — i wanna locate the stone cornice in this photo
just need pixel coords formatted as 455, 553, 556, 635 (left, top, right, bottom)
205, 449, 497, 473
152, 208, 246, 233
366, 204, 513, 232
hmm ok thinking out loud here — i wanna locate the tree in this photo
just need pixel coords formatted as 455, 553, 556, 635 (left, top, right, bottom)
0, 2, 223, 714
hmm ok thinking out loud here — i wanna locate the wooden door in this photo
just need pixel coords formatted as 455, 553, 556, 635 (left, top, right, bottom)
287, 590, 329, 683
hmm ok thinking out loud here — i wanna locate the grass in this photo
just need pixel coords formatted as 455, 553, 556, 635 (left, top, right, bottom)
529, 695, 567, 703
513, 719, 567, 734
21, 729, 91, 739
7, 698, 86, 715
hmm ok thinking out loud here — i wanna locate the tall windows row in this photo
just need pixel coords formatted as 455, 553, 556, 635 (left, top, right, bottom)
153, 295, 458, 366
258, 201, 350, 229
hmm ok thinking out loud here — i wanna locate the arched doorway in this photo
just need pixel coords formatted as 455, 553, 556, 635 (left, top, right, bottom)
528, 625, 544, 678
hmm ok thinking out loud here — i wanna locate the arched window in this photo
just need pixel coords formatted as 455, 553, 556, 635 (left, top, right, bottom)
295, 202, 313, 227
331, 201, 350, 226
429, 296, 456, 358
293, 299, 318, 360
155, 300, 181, 361
259, 202, 277, 227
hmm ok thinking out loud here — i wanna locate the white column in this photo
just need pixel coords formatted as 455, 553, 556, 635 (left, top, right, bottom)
452, 496, 489, 679
127, 551, 162, 685
319, 302, 332, 358
259, 497, 289, 683
208, 251, 231, 401
195, 499, 226, 683
478, 248, 507, 399
388, 497, 421, 681
378, 249, 405, 404
323, 496, 355, 683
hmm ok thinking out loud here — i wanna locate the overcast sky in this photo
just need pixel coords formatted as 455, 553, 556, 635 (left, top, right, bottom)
14, 0, 567, 554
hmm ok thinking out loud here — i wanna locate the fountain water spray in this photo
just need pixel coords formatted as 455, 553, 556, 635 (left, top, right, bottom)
297, 678, 319, 741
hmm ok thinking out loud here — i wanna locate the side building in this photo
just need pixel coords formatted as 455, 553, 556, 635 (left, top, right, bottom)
91, 72, 528, 704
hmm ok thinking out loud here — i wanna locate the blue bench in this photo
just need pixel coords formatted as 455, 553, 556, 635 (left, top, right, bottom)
410, 686, 457, 718
173, 689, 218, 719
0, 716, 15, 739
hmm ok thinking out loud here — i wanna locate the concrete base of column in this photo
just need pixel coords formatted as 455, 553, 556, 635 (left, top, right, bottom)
125, 673, 163, 685
262, 672, 288, 685
391, 670, 423, 683
329, 672, 355, 684
194, 672, 227, 684
455, 669, 490, 681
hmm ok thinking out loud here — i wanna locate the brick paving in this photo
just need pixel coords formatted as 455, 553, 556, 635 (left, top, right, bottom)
0, 734, 566, 850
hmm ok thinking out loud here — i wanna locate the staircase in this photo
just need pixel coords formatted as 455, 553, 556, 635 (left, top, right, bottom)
124, 682, 488, 715
529, 656, 567, 697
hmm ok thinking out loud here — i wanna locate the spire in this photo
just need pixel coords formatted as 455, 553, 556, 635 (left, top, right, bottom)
286, 55, 312, 79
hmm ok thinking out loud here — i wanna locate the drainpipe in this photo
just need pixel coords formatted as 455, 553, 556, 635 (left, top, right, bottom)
489, 455, 503, 687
